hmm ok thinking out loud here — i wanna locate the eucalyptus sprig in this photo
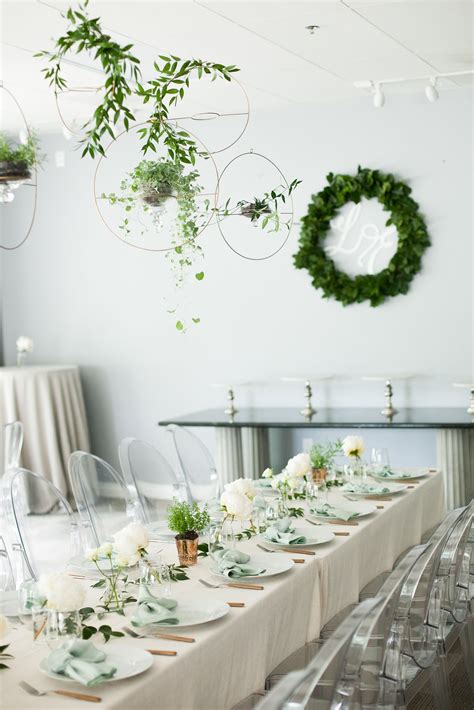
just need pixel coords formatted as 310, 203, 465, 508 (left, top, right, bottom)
35, 0, 140, 158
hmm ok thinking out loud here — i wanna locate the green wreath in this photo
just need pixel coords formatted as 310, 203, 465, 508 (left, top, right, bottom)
293, 166, 430, 306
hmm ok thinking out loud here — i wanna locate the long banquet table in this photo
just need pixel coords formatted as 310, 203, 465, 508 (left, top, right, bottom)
1, 472, 445, 710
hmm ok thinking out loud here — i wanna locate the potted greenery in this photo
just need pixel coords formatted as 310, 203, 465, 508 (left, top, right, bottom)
0, 131, 41, 202
309, 440, 341, 482
167, 500, 210, 566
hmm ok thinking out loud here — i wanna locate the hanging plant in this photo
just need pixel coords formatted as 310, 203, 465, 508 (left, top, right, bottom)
216, 179, 301, 233
0, 130, 42, 203
36, 0, 238, 164
294, 167, 430, 306
102, 159, 206, 329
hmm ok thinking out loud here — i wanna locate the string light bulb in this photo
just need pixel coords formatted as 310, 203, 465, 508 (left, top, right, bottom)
425, 77, 439, 103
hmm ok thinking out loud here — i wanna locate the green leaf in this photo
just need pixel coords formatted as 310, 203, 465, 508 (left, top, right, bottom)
176, 321, 184, 331
195, 272, 204, 281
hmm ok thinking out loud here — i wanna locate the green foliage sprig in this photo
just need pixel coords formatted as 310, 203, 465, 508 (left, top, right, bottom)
310, 440, 341, 470
36, 0, 140, 158
216, 179, 301, 233
0, 131, 41, 168
0, 644, 13, 670
167, 500, 211, 537
79, 607, 125, 642
294, 167, 430, 306
288, 506, 304, 518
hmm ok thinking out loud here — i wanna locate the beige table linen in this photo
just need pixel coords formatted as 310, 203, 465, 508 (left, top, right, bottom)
0, 472, 445, 710
0, 366, 90, 511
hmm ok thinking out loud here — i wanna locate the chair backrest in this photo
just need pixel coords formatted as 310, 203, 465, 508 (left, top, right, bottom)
1, 467, 81, 584
167, 425, 219, 502
68, 451, 145, 548
118, 438, 187, 523
1, 421, 23, 476
0, 535, 15, 592
258, 543, 429, 710
377, 505, 472, 707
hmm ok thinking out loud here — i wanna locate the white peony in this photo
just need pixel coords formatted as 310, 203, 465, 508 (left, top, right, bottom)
113, 522, 149, 565
225, 477, 256, 500
16, 336, 34, 353
286, 452, 311, 478
38, 572, 85, 612
220, 489, 253, 520
262, 467, 273, 479
342, 435, 364, 459
0, 615, 9, 639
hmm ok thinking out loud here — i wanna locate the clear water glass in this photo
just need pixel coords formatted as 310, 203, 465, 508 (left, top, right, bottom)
207, 522, 224, 557
140, 554, 171, 598
46, 609, 82, 650
370, 448, 390, 473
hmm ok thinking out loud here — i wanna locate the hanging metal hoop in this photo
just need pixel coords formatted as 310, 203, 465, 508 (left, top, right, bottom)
93, 121, 219, 253
55, 86, 103, 137
0, 85, 38, 251
215, 151, 294, 261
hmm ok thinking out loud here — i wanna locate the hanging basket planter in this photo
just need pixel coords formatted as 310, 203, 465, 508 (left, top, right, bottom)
140, 182, 176, 207
0, 160, 32, 183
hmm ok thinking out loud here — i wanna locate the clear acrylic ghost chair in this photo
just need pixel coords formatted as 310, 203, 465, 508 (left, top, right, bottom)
167, 425, 220, 503
375, 505, 472, 710
118, 438, 187, 524
1, 421, 23, 476
255, 596, 385, 710
68, 451, 145, 549
1, 468, 82, 584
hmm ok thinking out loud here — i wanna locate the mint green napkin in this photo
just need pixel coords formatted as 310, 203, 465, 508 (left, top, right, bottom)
342, 482, 391, 495
311, 503, 359, 522
213, 548, 266, 578
263, 517, 306, 545
131, 584, 179, 627
374, 469, 411, 479
47, 640, 116, 686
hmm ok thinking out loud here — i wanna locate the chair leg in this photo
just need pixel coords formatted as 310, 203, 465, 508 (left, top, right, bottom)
459, 617, 474, 694
430, 655, 453, 710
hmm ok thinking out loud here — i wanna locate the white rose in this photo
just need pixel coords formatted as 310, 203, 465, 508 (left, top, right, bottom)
220, 490, 253, 520
38, 572, 85, 612
113, 522, 149, 560
85, 548, 99, 562
225, 478, 256, 500
0, 615, 9, 639
342, 435, 364, 458
16, 336, 34, 353
262, 467, 273, 479
286, 453, 311, 478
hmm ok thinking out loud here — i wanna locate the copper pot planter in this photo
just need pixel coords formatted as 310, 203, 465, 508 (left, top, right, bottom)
311, 467, 328, 483
175, 536, 199, 566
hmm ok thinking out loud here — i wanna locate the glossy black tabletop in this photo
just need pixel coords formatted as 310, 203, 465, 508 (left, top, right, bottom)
159, 407, 474, 429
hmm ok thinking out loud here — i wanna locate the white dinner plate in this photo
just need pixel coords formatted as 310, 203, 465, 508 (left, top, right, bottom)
309, 500, 377, 521
40, 646, 152, 684
259, 527, 335, 547
149, 599, 230, 627
209, 552, 294, 579
341, 482, 408, 498
370, 468, 430, 482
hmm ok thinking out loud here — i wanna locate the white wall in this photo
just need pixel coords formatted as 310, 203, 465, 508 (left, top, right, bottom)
1, 90, 472, 470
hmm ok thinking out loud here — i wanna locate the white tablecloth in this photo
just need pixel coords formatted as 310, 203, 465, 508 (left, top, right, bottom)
0, 365, 90, 511
0, 472, 445, 710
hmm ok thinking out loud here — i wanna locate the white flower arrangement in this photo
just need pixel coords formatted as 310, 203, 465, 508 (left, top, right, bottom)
270, 470, 300, 493
286, 452, 311, 478
262, 467, 273, 479
220, 478, 257, 521
342, 435, 365, 459
38, 572, 85, 612
16, 336, 34, 354
113, 522, 150, 567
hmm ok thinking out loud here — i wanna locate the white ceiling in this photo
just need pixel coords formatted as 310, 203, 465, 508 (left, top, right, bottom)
1, 0, 473, 131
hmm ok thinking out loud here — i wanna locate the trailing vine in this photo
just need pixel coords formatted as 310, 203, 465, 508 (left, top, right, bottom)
294, 167, 430, 306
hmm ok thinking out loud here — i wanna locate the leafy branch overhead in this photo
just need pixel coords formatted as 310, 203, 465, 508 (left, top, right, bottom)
36, 0, 238, 162
294, 167, 430, 306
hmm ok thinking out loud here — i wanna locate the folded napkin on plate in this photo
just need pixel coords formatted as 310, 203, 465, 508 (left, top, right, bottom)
374, 469, 411, 478
130, 584, 179, 627
212, 548, 266, 578
310, 503, 359, 521
46, 639, 116, 686
263, 517, 306, 545
342, 482, 391, 495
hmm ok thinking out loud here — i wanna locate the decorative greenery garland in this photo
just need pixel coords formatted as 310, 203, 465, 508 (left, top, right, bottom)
294, 167, 430, 306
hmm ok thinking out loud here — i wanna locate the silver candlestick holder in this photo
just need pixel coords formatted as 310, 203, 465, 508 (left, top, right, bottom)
224, 387, 238, 417
300, 381, 316, 419
381, 379, 397, 419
